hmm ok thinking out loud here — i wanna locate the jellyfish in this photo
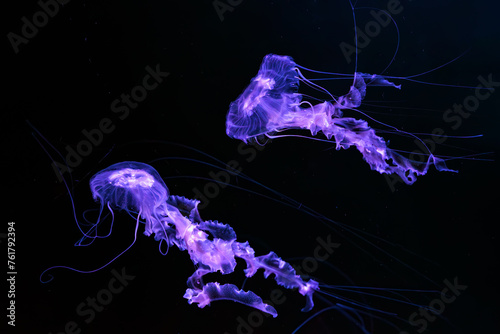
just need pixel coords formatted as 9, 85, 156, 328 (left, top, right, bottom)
225, 54, 456, 185
41, 161, 319, 317
37, 156, 455, 333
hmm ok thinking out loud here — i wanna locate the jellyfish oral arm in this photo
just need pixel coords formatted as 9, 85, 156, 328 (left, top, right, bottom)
183, 240, 319, 317
233, 248, 319, 312
140, 198, 318, 317
274, 102, 451, 184
174, 215, 318, 317
184, 281, 279, 317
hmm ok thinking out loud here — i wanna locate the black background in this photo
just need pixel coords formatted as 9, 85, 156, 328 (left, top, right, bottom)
4, 1, 500, 333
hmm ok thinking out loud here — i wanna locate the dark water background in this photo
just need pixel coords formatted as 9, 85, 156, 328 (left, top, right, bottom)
4, 1, 499, 333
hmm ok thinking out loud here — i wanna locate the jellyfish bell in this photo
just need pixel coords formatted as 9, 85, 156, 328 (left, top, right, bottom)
89, 161, 170, 239
90, 161, 169, 211
226, 53, 454, 184
226, 54, 302, 141
107, 168, 156, 189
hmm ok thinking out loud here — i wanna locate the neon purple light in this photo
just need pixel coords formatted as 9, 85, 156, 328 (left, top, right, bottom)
91, 162, 318, 317
226, 54, 455, 184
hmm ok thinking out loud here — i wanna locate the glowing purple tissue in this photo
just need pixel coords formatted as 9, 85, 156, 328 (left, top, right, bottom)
226, 54, 454, 184
45, 161, 319, 317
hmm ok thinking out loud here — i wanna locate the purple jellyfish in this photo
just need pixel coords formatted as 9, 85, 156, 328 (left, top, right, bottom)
226, 54, 455, 185
41, 161, 319, 317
